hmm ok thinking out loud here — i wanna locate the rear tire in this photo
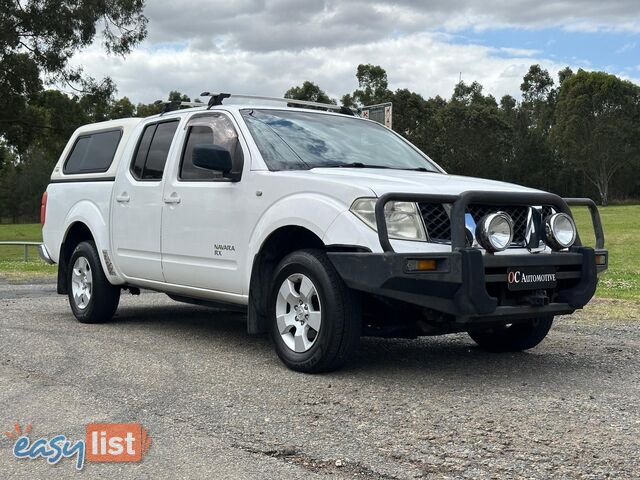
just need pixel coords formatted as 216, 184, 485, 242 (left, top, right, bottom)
67, 241, 120, 324
269, 249, 361, 373
468, 316, 554, 352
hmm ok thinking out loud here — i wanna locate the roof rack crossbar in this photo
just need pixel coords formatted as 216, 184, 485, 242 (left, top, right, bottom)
155, 100, 205, 114
199, 92, 355, 115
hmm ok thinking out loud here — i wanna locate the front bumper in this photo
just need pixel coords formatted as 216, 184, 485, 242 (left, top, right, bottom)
329, 191, 607, 322
328, 246, 605, 321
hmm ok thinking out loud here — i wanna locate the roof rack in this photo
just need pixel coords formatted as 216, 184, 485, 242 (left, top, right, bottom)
199, 92, 355, 116
154, 100, 205, 114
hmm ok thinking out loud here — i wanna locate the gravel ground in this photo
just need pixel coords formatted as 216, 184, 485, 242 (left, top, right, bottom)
0, 280, 639, 479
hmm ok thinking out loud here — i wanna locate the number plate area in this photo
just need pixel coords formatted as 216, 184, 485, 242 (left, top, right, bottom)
506, 266, 557, 291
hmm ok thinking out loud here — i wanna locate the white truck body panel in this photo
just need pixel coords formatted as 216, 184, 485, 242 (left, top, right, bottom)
42, 104, 551, 307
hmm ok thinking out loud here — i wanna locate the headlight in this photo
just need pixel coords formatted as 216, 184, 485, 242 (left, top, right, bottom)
350, 198, 427, 241
475, 212, 513, 252
544, 213, 576, 250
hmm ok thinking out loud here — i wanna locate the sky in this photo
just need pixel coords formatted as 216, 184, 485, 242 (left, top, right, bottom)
70, 0, 640, 104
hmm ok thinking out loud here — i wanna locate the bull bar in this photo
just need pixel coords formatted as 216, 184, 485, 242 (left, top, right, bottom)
327, 191, 607, 321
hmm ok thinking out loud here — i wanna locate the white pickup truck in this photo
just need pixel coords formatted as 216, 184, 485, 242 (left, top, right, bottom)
40, 93, 607, 372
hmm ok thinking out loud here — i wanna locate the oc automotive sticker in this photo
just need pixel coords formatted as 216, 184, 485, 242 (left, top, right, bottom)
507, 267, 557, 290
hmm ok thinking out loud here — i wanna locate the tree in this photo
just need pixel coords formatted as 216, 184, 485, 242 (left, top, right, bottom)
284, 81, 335, 104
78, 78, 118, 123
0, 52, 42, 153
168, 91, 191, 103
500, 94, 517, 114
553, 70, 640, 205
452, 81, 495, 106
503, 65, 563, 193
519, 64, 556, 132
437, 81, 512, 179
1, 0, 147, 85
0, 85, 123, 220
0, 1, 147, 152
343, 64, 392, 107
31, 90, 88, 160
388, 89, 428, 139
521, 65, 554, 103
135, 101, 163, 118
388, 89, 443, 157
558, 67, 575, 85
110, 97, 136, 119
135, 91, 193, 117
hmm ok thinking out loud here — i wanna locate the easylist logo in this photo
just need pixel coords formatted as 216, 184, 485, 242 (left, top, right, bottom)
7, 422, 151, 470
508, 271, 556, 284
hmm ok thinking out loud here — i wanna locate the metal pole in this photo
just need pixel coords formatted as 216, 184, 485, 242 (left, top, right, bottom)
24, 244, 28, 262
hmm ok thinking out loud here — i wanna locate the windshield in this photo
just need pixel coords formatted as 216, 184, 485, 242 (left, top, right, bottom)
240, 109, 441, 172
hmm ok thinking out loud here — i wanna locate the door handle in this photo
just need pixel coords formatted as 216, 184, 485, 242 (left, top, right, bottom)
116, 193, 130, 203
164, 193, 181, 204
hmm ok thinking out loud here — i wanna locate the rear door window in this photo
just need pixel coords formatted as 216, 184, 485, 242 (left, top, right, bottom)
131, 124, 155, 179
64, 130, 122, 174
130, 120, 179, 181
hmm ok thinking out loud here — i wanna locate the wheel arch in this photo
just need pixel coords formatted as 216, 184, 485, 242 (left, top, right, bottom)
57, 209, 118, 294
57, 221, 95, 294
247, 224, 364, 335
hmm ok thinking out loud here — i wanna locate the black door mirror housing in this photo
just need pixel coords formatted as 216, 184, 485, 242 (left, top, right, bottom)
192, 144, 239, 181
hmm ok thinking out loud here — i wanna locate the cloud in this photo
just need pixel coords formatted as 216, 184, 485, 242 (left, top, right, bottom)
499, 47, 542, 57
70, 31, 568, 103
66, 1, 640, 103
142, 0, 640, 54
616, 41, 637, 53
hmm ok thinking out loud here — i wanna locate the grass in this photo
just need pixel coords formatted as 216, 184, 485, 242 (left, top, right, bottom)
0, 206, 638, 298
572, 205, 639, 300
0, 223, 56, 280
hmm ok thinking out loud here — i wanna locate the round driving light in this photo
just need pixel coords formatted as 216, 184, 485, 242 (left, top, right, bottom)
475, 212, 514, 253
544, 213, 576, 250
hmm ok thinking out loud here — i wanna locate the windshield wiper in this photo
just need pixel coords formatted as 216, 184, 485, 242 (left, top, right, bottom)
322, 162, 438, 172
400, 167, 433, 172
322, 162, 394, 169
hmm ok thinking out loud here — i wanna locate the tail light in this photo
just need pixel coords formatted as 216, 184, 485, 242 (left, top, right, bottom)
40, 191, 48, 225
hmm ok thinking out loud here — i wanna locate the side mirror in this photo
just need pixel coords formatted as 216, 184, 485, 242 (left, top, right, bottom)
192, 144, 237, 179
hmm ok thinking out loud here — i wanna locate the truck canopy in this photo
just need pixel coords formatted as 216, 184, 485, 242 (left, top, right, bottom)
50, 118, 143, 182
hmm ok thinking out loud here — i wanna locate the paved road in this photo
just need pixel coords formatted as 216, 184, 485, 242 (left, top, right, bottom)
1, 281, 639, 479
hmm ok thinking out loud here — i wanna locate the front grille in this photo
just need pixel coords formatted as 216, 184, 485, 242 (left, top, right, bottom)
418, 203, 550, 247
541, 205, 555, 221
419, 203, 451, 242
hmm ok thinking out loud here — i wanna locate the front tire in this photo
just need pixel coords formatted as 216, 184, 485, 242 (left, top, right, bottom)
269, 249, 361, 373
468, 316, 554, 352
67, 241, 120, 323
